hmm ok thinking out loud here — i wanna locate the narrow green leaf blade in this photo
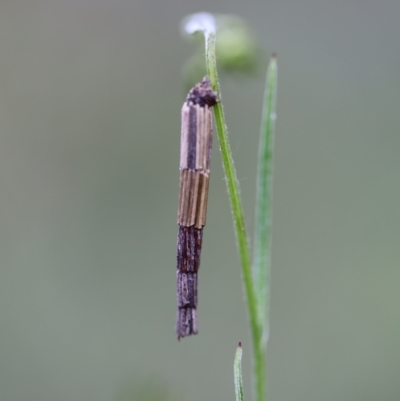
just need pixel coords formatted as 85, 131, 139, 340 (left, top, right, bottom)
234, 342, 244, 401
252, 55, 278, 346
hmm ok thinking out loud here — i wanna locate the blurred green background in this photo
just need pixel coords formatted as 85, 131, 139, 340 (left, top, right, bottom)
1, 1, 399, 401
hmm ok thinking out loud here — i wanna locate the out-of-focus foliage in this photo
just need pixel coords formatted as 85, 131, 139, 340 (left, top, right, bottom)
182, 15, 259, 88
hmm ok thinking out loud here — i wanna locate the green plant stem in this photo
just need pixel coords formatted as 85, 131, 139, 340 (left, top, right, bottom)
205, 32, 265, 401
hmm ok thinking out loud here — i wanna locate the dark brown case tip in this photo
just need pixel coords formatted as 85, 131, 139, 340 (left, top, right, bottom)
186, 77, 218, 108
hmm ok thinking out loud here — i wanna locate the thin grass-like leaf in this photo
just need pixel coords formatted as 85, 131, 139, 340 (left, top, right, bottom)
252, 55, 278, 347
234, 342, 244, 401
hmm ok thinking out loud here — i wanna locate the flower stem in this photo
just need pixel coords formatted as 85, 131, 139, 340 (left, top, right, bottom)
205, 31, 265, 401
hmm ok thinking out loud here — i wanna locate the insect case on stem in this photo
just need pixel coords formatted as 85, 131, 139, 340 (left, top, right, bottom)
176, 77, 218, 339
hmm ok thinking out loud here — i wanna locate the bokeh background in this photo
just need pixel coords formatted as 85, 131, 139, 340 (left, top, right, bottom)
1, 1, 399, 401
